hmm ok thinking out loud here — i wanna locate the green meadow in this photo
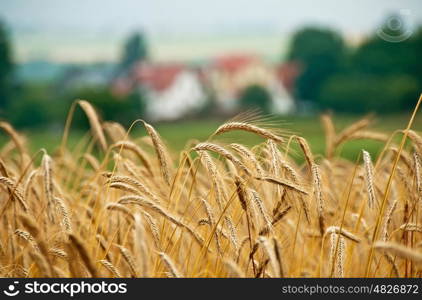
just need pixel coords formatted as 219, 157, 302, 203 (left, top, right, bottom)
3, 114, 421, 163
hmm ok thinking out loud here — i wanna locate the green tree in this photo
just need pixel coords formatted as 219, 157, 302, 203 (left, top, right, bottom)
334, 15, 422, 113
0, 20, 13, 111
69, 86, 146, 128
408, 27, 422, 87
119, 32, 148, 73
286, 27, 346, 105
239, 84, 271, 114
319, 74, 419, 113
353, 14, 417, 76
9, 83, 57, 128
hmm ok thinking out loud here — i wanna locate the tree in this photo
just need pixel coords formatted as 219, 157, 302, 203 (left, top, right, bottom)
9, 83, 53, 128
68, 86, 146, 128
0, 20, 13, 111
119, 32, 148, 73
352, 14, 416, 76
337, 15, 422, 113
319, 74, 419, 113
239, 84, 271, 114
286, 27, 346, 105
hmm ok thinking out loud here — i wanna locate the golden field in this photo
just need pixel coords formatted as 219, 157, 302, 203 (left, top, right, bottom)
0, 97, 422, 278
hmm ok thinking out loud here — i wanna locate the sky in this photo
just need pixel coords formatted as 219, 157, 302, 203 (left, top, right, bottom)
1, 0, 421, 63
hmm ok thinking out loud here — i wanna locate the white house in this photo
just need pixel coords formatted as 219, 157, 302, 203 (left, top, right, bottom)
143, 68, 207, 121
113, 62, 207, 121
208, 54, 295, 114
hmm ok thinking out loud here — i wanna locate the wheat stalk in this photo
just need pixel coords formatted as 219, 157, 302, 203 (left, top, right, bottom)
142, 121, 172, 185
374, 241, 422, 264
213, 122, 284, 143
362, 150, 376, 209
99, 259, 122, 278
78, 100, 107, 151
158, 252, 182, 278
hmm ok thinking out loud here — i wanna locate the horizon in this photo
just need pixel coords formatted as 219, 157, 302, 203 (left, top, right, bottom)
1, 0, 422, 63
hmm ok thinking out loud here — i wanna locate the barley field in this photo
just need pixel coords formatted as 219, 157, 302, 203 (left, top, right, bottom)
0, 97, 422, 278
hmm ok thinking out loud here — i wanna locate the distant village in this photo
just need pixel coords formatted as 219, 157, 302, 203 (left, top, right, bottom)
60, 54, 300, 121
114, 55, 299, 120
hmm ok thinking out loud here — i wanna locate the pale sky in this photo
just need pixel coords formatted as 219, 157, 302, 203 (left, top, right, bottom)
1, 0, 421, 63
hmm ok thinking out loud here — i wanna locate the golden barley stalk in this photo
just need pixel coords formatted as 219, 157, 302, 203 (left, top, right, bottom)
24, 169, 38, 201
142, 211, 161, 251
213, 122, 284, 143
382, 200, 398, 241
106, 203, 135, 222
362, 150, 376, 209
193, 143, 251, 176
311, 164, 325, 235
348, 131, 389, 142
248, 188, 272, 229
337, 236, 345, 277
200, 197, 222, 253
335, 117, 371, 147
15, 229, 39, 251
374, 241, 422, 264
133, 213, 149, 276
259, 205, 291, 236
325, 226, 361, 243
117, 244, 138, 277
142, 121, 172, 185
321, 114, 336, 158
54, 197, 72, 234
29, 251, 52, 277
296, 136, 314, 167
258, 236, 278, 277
255, 176, 309, 195
78, 100, 107, 151
49, 248, 68, 261
414, 152, 422, 197
82, 153, 100, 171
107, 175, 160, 203
399, 223, 422, 233
68, 234, 98, 277
0, 158, 10, 177
407, 130, 422, 154
225, 216, 238, 252
199, 151, 223, 210
109, 182, 143, 196
224, 259, 244, 277
383, 253, 399, 277
111, 141, 153, 175
103, 121, 127, 143
158, 252, 182, 278
0, 121, 26, 155
99, 259, 122, 278
0, 176, 28, 211
272, 237, 284, 278
230, 143, 264, 176
119, 195, 205, 248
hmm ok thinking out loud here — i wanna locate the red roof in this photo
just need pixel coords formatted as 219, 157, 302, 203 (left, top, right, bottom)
133, 63, 185, 92
213, 54, 258, 74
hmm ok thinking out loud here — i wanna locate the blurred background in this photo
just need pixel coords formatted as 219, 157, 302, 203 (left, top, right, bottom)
0, 0, 422, 156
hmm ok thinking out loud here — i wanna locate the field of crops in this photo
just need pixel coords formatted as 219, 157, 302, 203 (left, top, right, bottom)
0, 98, 421, 277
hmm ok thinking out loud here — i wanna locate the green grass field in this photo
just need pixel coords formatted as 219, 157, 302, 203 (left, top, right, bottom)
2, 114, 421, 162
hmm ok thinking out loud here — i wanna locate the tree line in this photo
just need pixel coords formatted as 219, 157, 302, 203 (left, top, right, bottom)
288, 14, 422, 113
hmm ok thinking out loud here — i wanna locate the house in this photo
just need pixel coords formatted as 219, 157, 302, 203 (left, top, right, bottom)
111, 54, 298, 121
208, 54, 295, 114
113, 62, 207, 121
